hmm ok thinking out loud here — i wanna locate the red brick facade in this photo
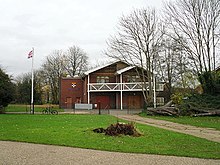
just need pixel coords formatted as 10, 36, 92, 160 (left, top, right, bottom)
60, 61, 165, 109
60, 77, 84, 109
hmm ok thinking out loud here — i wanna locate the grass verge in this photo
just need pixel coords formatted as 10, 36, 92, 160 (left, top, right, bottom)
140, 113, 220, 131
5, 104, 64, 113
0, 114, 219, 159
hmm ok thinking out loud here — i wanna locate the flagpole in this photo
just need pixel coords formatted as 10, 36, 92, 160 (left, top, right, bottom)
31, 47, 34, 114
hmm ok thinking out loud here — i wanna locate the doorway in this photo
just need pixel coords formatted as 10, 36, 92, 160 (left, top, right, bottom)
128, 95, 141, 109
96, 96, 110, 109
66, 97, 73, 109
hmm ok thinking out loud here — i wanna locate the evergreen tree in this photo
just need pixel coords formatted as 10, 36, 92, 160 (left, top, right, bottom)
0, 68, 14, 107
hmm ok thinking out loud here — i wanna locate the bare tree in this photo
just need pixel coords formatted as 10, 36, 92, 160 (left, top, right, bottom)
15, 71, 43, 104
41, 50, 65, 104
106, 8, 164, 105
164, 0, 220, 74
40, 46, 88, 104
156, 36, 195, 97
63, 45, 88, 77
156, 38, 179, 98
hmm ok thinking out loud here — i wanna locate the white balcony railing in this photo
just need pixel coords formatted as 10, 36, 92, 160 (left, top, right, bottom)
88, 82, 164, 92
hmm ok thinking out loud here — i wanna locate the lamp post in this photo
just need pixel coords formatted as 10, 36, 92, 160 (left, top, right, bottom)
153, 50, 159, 109
153, 72, 157, 108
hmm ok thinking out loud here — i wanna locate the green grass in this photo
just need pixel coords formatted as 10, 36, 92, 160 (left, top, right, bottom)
140, 113, 220, 131
5, 104, 64, 113
0, 114, 219, 159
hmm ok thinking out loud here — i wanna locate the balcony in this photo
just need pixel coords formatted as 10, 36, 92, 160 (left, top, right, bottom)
88, 82, 164, 92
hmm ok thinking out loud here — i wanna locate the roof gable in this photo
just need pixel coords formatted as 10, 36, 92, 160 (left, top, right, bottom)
84, 60, 127, 75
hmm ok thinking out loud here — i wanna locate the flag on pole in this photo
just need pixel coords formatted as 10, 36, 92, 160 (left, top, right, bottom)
28, 50, 33, 58
27, 48, 34, 114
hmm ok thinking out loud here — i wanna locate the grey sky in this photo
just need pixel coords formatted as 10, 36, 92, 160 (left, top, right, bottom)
0, 0, 163, 77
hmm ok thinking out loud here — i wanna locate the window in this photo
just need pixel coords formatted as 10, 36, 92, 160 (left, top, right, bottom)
156, 97, 164, 105
127, 75, 140, 82
97, 76, 109, 83
76, 97, 81, 103
156, 84, 164, 91
105, 76, 109, 83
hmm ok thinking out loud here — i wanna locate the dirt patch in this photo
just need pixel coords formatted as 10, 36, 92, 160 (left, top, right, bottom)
93, 122, 142, 137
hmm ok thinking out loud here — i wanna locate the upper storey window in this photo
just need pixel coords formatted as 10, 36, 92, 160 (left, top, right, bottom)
97, 76, 109, 83
127, 75, 140, 82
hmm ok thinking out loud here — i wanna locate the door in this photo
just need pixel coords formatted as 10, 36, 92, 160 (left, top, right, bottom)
66, 97, 73, 109
96, 96, 110, 109
128, 95, 141, 109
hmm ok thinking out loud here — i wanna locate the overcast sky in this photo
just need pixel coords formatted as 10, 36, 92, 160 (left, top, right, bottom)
0, 0, 164, 77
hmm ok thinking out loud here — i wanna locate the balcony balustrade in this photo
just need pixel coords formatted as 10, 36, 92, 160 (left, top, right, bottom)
88, 82, 164, 92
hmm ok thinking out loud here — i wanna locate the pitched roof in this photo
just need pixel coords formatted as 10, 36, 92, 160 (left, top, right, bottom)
84, 60, 121, 75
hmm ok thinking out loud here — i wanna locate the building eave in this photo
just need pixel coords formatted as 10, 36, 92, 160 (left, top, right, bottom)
115, 66, 135, 75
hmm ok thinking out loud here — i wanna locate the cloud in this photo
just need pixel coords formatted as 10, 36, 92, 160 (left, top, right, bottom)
0, 0, 163, 77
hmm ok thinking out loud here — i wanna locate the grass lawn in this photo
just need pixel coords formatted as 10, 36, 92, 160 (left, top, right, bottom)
139, 113, 220, 131
0, 114, 219, 159
5, 104, 64, 113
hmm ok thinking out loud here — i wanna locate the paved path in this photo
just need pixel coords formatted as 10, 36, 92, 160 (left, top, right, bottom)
116, 115, 220, 143
1, 141, 220, 165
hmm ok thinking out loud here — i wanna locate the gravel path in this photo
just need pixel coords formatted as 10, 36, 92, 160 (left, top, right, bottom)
1, 141, 220, 165
116, 115, 220, 143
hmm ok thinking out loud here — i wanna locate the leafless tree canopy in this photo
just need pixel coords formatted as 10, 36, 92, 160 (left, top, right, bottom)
41, 50, 64, 104
107, 8, 162, 66
164, 0, 220, 74
106, 8, 164, 104
155, 29, 200, 92
40, 46, 88, 104
63, 46, 88, 77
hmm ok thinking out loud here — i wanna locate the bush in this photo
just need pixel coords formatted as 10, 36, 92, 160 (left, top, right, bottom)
178, 94, 220, 115
198, 71, 220, 95
0, 105, 5, 114
171, 93, 184, 105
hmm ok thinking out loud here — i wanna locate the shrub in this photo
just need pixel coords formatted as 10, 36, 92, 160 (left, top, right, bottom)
198, 71, 220, 95
171, 93, 184, 105
178, 94, 220, 115
0, 105, 5, 114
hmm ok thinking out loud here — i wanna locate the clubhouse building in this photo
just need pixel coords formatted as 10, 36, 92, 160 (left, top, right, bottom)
60, 61, 167, 110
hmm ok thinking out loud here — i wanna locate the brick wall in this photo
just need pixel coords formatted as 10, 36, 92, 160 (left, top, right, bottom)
60, 77, 84, 109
